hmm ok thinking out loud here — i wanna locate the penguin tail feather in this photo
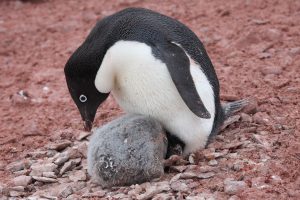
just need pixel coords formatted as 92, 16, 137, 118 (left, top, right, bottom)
222, 98, 249, 119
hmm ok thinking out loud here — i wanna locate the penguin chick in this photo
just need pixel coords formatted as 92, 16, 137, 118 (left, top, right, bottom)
65, 8, 239, 155
87, 114, 167, 187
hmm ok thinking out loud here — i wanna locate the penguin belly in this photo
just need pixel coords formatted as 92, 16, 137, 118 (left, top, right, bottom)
97, 41, 215, 154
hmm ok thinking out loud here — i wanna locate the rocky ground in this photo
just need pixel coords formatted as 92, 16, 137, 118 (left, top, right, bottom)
0, 0, 299, 199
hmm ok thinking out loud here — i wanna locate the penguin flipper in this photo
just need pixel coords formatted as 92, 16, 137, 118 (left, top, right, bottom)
154, 42, 211, 119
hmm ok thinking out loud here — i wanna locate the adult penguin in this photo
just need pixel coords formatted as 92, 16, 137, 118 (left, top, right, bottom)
65, 8, 246, 155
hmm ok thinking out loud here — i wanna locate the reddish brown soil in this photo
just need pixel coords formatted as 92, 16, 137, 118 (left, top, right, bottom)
0, 0, 299, 199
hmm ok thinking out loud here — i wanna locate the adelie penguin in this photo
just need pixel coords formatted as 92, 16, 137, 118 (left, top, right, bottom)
64, 8, 247, 155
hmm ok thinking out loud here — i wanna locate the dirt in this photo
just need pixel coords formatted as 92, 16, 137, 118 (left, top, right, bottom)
0, 0, 299, 199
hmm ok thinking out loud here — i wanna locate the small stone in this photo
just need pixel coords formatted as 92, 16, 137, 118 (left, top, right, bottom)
224, 179, 247, 195
77, 142, 88, 158
188, 154, 195, 164
32, 176, 57, 183
59, 185, 73, 198
42, 172, 57, 178
76, 131, 91, 140
262, 28, 282, 42
8, 186, 25, 192
136, 181, 170, 200
47, 140, 72, 151
258, 52, 272, 59
13, 175, 32, 186
260, 66, 282, 75
290, 47, 300, 55
228, 195, 241, 200
253, 112, 271, 125
240, 113, 253, 123
69, 170, 87, 182
6, 161, 25, 172
60, 159, 80, 175
252, 134, 271, 150
251, 177, 268, 189
241, 98, 258, 114
82, 190, 106, 198
208, 160, 218, 166
170, 180, 190, 192
54, 154, 69, 166
28, 150, 48, 159
270, 175, 282, 184
30, 163, 58, 176
66, 147, 82, 159
169, 165, 188, 173
13, 169, 30, 176
232, 161, 244, 171
9, 190, 24, 197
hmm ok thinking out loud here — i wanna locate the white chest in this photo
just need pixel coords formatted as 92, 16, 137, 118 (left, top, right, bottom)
95, 40, 215, 154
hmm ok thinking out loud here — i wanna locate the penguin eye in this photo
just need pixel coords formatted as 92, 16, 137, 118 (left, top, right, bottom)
79, 94, 87, 103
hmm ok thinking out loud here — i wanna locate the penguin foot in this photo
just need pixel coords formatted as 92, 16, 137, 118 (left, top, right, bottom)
165, 131, 185, 158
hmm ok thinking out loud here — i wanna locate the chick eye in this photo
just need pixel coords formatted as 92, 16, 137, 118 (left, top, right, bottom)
79, 94, 87, 103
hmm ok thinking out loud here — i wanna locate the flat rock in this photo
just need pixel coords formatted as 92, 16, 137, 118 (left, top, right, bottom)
69, 170, 87, 182
47, 140, 72, 151
30, 163, 58, 176
6, 161, 25, 172
260, 66, 283, 75
59, 185, 73, 198
76, 131, 91, 140
32, 176, 57, 183
60, 159, 81, 175
13, 175, 32, 186
224, 179, 247, 195
88, 114, 167, 188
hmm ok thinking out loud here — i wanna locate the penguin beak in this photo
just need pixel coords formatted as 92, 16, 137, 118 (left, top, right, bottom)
84, 120, 93, 131
79, 106, 96, 132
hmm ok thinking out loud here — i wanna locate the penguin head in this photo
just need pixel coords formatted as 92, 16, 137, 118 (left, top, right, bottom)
64, 50, 109, 131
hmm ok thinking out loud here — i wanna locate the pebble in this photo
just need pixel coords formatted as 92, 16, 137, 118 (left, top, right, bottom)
9, 190, 24, 197
47, 140, 72, 151
242, 98, 258, 114
136, 181, 170, 200
42, 172, 57, 179
54, 154, 69, 166
251, 177, 268, 189
76, 131, 91, 140
60, 159, 81, 175
13, 175, 32, 187
69, 170, 87, 182
66, 147, 82, 159
240, 113, 253, 123
30, 163, 58, 176
262, 28, 282, 42
8, 186, 25, 192
59, 185, 73, 198
77, 142, 88, 158
82, 191, 106, 198
188, 154, 195, 164
224, 179, 247, 195
253, 112, 271, 125
13, 169, 30, 176
6, 161, 25, 172
289, 47, 300, 55
170, 180, 190, 192
208, 159, 218, 166
32, 176, 57, 183
260, 66, 283, 75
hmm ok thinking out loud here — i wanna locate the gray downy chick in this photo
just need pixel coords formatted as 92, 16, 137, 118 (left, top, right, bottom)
87, 114, 167, 188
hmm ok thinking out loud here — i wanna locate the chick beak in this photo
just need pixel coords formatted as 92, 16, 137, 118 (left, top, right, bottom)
84, 120, 93, 132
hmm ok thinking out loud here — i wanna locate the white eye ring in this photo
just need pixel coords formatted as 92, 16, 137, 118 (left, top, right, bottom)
79, 94, 87, 103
